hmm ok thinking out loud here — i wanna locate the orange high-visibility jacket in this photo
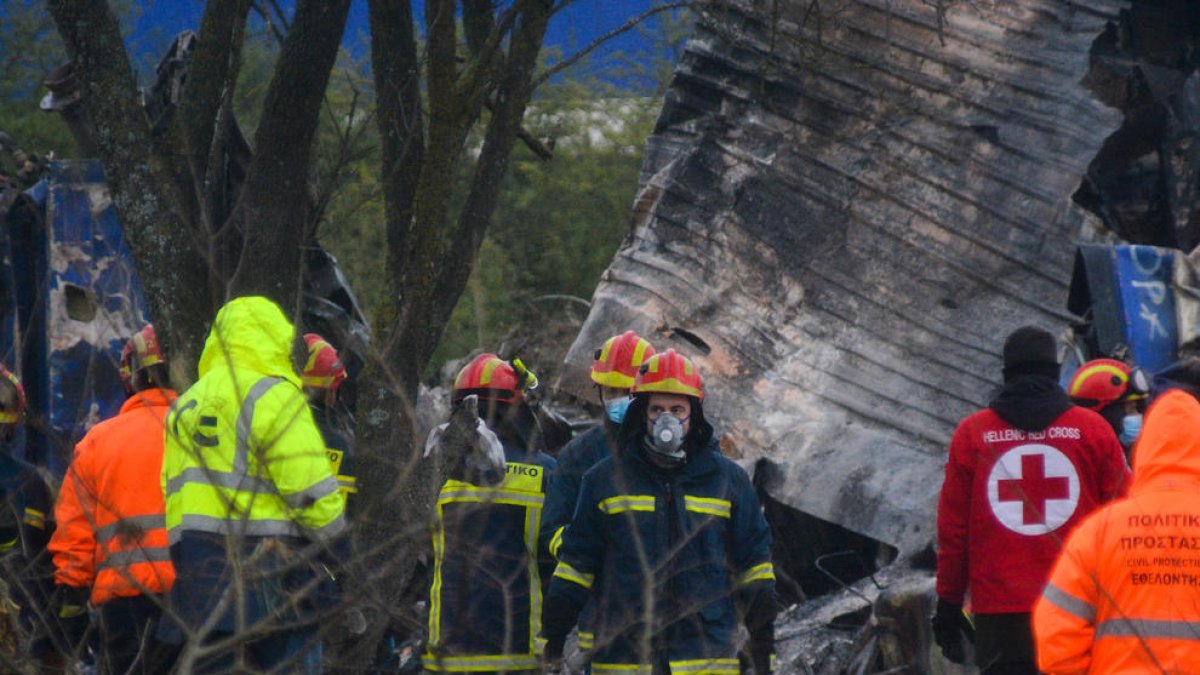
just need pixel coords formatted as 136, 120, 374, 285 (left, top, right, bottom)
49, 388, 178, 605
1034, 389, 1200, 673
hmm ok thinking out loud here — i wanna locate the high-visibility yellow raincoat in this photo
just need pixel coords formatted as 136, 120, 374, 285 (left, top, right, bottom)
160, 296, 346, 638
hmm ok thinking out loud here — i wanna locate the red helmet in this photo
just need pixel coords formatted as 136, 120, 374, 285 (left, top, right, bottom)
632, 349, 703, 400
591, 331, 655, 389
302, 333, 347, 391
453, 353, 536, 404
0, 365, 25, 424
120, 325, 165, 386
1068, 358, 1149, 411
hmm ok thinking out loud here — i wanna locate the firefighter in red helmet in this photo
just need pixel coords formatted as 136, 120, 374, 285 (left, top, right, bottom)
302, 333, 355, 510
1067, 358, 1148, 456
541, 349, 777, 674
424, 353, 557, 674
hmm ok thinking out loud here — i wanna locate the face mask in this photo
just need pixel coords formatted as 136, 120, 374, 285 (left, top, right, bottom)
606, 397, 632, 424
644, 414, 687, 467
1119, 414, 1142, 447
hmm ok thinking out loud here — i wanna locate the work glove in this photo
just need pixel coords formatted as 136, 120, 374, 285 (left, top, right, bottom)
931, 598, 974, 665
51, 585, 90, 653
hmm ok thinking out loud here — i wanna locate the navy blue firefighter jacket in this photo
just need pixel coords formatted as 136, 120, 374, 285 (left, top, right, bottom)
425, 441, 557, 672
542, 437, 776, 674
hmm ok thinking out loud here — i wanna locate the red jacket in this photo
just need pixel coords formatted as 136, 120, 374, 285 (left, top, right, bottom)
1034, 390, 1200, 673
936, 405, 1129, 613
49, 389, 177, 604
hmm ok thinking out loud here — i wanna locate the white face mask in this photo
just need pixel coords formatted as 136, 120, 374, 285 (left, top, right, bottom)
1120, 414, 1143, 447
644, 414, 686, 467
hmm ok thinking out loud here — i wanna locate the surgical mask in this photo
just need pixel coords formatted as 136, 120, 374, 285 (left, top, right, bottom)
1120, 414, 1142, 447
644, 414, 687, 467
606, 397, 632, 424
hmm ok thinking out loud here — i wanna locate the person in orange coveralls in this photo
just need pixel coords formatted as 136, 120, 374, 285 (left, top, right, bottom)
49, 325, 178, 674
1034, 358, 1200, 673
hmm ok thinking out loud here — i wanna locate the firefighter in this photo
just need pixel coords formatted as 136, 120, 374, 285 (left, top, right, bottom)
540, 331, 654, 662
1033, 358, 1200, 672
424, 353, 557, 674
48, 325, 178, 673
302, 333, 356, 513
159, 296, 347, 672
0, 365, 56, 661
933, 327, 1130, 674
541, 349, 778, 675
1067, 358, 1149, 458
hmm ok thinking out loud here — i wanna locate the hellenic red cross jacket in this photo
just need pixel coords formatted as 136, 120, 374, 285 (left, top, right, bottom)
936, 405, 1129, 613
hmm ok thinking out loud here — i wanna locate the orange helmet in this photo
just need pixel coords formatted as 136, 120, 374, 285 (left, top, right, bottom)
120, 325, 165, 386
0, 365, 25, 424
591, 331, 655, 389
302, 333, 347, 391
453, 353, 536, 404
1068, 358, 1149, 411
633, 349, 703, 400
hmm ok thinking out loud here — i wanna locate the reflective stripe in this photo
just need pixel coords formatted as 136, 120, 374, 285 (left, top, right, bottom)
0, 537, 15, 552
280, 476, 340, 509
683, 496, 731, 518
167, 511, 346, 544
97, 546, 172, 570
23, 507, 45, 529
549, 525, 565, 559
235, 376, 284, 475
1042, 583, 1095, 622
738, 562, 776, 586
1096, 618, 1200, 640
598, 495, 655, 514
525, 498, 543, 654
670, 658, 740, 674
578, 630, 594, 650
438, 486, 544, 508
337, 475, 358, 493
592, 663, 652, 675
166, 465, 276, 496
422, 653, 541, 671
95, 514, 166, 544
553, 562, 595, 589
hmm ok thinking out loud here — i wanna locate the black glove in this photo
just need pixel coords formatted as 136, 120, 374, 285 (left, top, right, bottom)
931, 598, 974, 664
51, 585, 91, 654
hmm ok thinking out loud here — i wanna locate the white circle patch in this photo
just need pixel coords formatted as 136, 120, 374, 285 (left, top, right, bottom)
986, 444, 1080, 535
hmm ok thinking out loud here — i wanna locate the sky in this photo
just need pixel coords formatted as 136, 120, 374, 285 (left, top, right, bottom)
127, 1, 672, 89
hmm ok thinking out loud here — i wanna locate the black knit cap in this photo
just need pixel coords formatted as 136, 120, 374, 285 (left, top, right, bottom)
1002, 326, 1059, 380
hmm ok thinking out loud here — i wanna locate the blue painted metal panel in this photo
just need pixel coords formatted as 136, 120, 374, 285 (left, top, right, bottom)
1112, 245, 1179, 374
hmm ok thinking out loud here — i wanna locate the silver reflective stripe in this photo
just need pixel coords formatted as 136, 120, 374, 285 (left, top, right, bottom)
235, 376, 285, 475
97, 546, 171, 570
1096, 618, 1200, 640
95, 514, 166, 544
280, 477, 340, 509
165, 466, 276, 496
1042, 583, 1095, 623
308, 513, 348, 542
168, 513, 304, 544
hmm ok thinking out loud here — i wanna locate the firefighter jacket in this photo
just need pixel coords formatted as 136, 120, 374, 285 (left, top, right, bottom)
1034, 389, 1200, 673
160, 296, 347, 637
424, 441, 556, 672
539, 423, 613, 653
937, 396, 1129, 614
542, 437, 776, 674
49, 388, 177, 605
0, 449, 52, 560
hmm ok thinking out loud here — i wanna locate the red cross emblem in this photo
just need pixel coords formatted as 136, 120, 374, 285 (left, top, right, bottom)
996, 454, 1070, 525
987, 444, 1080, 535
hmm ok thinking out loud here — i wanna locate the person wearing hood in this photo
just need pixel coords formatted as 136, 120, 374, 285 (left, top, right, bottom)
933, 326, 1130, 674
1033, 358, 1200, 672
540, 349, 777, 675
159, 296, 347, 672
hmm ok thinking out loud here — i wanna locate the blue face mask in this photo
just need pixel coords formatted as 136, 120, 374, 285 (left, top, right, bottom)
606, 397, 632, 424
1120, 414, 1142, 447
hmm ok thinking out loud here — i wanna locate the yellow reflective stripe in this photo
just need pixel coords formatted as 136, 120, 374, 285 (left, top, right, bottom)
738, 562, 776, 586
437, 486, 544, 508
479, 358, 502, 387
553, 562, 595, 589
669, 658, 740, 674
770, 654, 777, 672
23, 507, 46, 529
0, 537, 16, 552
598, 495, 655, 514
632, 339, 650, 368
422, 653, 541, 671
549, 525, 565, 559
429, 498, 448, 648
684, 496, 731, 518
337, 475, 358, 494
525, 497, 543, 654
593, 663, 652, 675
501, 463, 546, 493
578, 630, 594, 650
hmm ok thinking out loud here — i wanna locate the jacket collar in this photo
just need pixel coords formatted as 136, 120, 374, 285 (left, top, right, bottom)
120, 388, 177, 414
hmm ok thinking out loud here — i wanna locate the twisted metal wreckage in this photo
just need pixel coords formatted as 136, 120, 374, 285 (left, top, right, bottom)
4, 1, 1200, 672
